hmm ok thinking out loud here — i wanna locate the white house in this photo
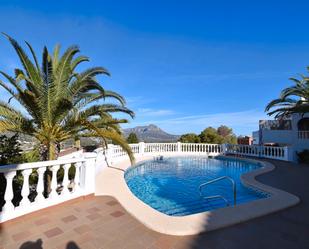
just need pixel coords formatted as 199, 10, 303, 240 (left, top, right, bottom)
253, 113, 309, 161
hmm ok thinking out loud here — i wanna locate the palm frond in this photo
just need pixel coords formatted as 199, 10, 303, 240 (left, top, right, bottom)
25, 41, 40, 71
81, 120, 135, 164
2, 33, 41, 84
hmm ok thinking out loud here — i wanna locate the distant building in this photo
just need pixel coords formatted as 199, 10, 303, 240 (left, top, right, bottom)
252, 131, 259, 145
252, 113, 309, 161
237, 136, 253, 145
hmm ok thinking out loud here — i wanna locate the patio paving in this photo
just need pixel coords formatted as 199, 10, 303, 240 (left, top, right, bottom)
0, 159, 309, 249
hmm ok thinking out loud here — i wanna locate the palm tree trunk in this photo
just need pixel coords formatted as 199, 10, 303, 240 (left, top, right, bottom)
74, 139, 81, 150
39, 144, 49, 161
55, 142, 61, 159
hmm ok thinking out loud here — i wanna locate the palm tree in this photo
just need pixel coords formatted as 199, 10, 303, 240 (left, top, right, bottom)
265, 72, 309, 118
0, 34, 135, 163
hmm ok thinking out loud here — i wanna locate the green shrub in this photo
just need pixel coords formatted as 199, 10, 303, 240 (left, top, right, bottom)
179, 133, 200, 143
22, 149, 39, 163
297, 150, 309, 164
126, 133, 139, 143
0, 134, 22, 165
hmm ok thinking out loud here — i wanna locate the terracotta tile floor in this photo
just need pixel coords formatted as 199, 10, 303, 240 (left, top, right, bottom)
0, 159, 309, 249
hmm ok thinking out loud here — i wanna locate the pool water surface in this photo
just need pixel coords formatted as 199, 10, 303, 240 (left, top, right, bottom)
125, 156, 269, 216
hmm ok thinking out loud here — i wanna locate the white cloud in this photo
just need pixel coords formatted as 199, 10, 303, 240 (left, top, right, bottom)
125, 96, 156, 106
164, 71, 293, 82
136, 108, 175, 117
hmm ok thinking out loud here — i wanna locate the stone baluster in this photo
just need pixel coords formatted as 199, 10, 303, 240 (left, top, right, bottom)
73, 162, 81, 193
49, 165, 60, 199
35, 167, 46, 202
284, 146, 289, 161
138, 142, 145, 155
20, 169, 32, 207
61, 164, 71, 196
2, 171, 16, 213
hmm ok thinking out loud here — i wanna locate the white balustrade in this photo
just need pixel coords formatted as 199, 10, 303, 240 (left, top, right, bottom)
2, 171, 15, 213
61, 163, 71, 196
36, 167, 46, 203
225, 144, 289, 161
73, 162, 82, 193
130, 144, 140, 154
298, 131, 309, 139
104, 142, 289, 162
0, 156, 96, 223
20, 169, 32, 206
49, 165, 60, 199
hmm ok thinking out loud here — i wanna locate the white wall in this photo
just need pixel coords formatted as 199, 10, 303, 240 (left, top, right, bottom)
259, 113, 309, 161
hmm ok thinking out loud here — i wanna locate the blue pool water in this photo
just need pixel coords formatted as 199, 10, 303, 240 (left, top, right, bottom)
125, 156, 269, 216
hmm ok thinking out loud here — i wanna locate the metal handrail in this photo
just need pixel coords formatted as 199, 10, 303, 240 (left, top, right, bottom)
199, 176, 236, 206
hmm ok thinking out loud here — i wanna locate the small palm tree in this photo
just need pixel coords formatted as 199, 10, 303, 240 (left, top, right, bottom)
265, 71, 309, 118
0, 34, 135, 163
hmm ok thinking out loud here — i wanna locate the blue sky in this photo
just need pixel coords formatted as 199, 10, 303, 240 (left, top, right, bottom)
0, 1, 309, 135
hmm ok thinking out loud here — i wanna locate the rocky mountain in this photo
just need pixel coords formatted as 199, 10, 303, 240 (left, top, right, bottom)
123, 124, 180, 142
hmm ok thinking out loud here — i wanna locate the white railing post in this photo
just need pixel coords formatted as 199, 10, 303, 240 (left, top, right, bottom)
35, 167, 46, 203
73, 162, 82, 193
61, 163, 71, 196
2, 171, 16, 213
81, 154, 96, 195
20, 169, 32, 207
138, 142, 145, 155
283, 146, 289, 161
106, 144, 114, 165
177, 142, 181, 153
49, 165, 60, 199
221, 144, 227, 155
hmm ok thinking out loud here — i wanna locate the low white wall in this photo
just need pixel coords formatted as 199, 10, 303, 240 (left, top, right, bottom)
0, 154, 97, 223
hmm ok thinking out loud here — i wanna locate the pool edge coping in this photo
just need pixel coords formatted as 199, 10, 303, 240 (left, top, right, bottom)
95, 155, 300, 235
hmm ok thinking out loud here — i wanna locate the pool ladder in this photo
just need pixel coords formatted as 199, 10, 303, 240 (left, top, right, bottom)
199, 176, 237, 206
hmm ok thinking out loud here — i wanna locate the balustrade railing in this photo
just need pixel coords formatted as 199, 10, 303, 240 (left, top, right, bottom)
109, 142, 223, 159
108, 142, 288, 161
225, 144, 288, 161
144, 143, 178, 153
298, 131, 309, 139
0, 155, 96, 223
181, 143, 221, 153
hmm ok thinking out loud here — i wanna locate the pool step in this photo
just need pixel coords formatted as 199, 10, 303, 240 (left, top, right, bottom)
154, 194, 262, 216
172, 195, 260, 216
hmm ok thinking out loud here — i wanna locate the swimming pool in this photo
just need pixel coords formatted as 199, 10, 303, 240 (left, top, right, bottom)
125, 156, 270, 216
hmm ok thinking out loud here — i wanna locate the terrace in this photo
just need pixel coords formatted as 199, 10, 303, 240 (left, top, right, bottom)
0, 142, 306, 248
0, 3, 308, 248
0, 155, 308, 249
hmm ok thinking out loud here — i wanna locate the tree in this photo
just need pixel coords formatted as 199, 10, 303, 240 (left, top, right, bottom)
179, 133, 200, 143
265, 70, 309, 118
0, 134, 22, 165
224, 134, 237, 144
197, 126, 237, 144
217, 125, 237, 144
199, 127, 224, 144
217, 125, 232, 137
0, 34, 135, 163
127, 133, 139, 143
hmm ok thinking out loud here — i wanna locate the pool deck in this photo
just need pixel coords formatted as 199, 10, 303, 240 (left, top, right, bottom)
1, 158, 309, 249
95, 155, 299, 235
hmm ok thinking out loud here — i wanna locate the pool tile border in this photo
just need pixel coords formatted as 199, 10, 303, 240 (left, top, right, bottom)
95, 154, 300, 235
